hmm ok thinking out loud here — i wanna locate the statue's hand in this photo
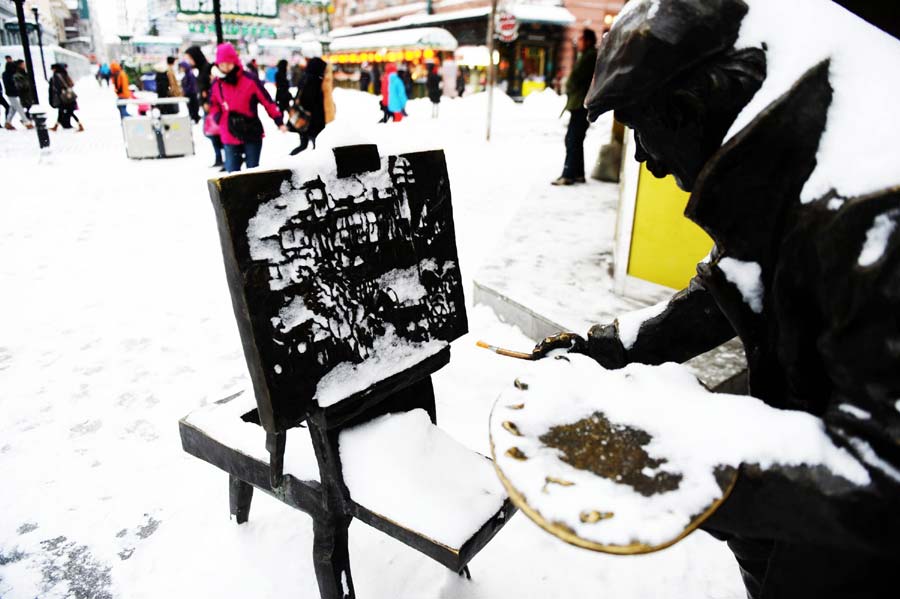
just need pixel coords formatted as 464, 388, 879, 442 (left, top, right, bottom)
532, 332, 588, 359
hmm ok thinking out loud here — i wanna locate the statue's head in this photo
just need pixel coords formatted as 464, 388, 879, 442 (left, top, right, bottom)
586, 0, 766, 191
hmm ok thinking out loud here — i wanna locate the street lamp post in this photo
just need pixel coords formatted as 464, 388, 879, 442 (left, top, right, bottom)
31, 6, 47, 81
486, 0, 497, 142
213, 0, 224, 45
12, 0, 49, 149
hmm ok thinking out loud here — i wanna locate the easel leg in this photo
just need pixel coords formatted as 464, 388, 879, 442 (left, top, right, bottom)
229, 475, 253, 524
312, 515, 355, 599
266, 431, 286, 488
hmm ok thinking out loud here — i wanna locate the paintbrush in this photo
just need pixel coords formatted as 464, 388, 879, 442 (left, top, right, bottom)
476, 340, 536, 360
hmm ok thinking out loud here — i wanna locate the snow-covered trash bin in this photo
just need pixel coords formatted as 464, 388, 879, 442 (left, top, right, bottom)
179, 144, 516, 599
119, 98, 193, 159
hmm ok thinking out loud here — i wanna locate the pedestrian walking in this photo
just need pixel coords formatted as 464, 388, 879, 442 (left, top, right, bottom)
208, 43, 285, 173
387, 63, 408, 122
185, 46, 223, 168
2, 56, 34, 130
99, 62, 111, 86
274, 59, 291, 113
378, 64, 394, 123
245, 59, 261, 81
371, 63, 382, 96
166, 56, 182, 98
456, 67, 465, 97
110, 62, 132, 119
155, 57, 182, 115
441, 57, 457, 99
180, 60, 200, 123
48, 63, 83, 132
359, 62, 371, 92
4, 60, 35, 129
552, 28, 598, 186
288, 56, 334, 156
426, 63, 442, 118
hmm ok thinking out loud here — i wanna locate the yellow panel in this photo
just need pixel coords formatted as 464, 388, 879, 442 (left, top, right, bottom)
627, 164, 713, 290
521, 80, 546, 97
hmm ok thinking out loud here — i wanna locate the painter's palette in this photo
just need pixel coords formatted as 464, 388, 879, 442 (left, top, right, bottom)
489, 355, 738, 554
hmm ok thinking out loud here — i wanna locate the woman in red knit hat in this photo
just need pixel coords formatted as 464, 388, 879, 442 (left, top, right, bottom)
208, 43, 286, 172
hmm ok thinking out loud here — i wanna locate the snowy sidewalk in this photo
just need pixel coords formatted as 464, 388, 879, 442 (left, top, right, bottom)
0, 81, 743, 599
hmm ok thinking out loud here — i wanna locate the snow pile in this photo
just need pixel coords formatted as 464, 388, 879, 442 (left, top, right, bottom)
857, 210, 898, 267
273, 296, 319, 333
617, 300, 668, 349
339, 409, 507, 550
377, 266, 428, 305
183, 393, 321, 482
491, 355, 868, 548
729, 0, 900, 202
717, 258, 763, 313
314, 326, 447, 407
245, 156, 394, 270
837, 404, 871, 420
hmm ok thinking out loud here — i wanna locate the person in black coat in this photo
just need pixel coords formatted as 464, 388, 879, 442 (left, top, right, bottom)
359, 63, 371, 92
426, 63, 442, 118
275, 59, 291, 113
371, 63, 382, 96
185, 45, 223, 168
154, 64, 178, 115
48, 63, 83, 131
289, 57, 327, 156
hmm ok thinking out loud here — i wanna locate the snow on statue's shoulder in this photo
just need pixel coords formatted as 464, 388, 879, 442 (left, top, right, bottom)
728, 0, 900, 202
490, 355, 868, 552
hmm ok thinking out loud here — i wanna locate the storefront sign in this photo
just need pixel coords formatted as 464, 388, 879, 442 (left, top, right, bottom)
188, 21, 277, 38
495, 11, 518, 43
178, 0, 279, 19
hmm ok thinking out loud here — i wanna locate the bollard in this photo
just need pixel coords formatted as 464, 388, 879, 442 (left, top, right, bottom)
29, 106, 51, 150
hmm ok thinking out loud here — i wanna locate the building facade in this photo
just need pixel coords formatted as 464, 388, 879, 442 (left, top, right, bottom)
329, 0, 624, 99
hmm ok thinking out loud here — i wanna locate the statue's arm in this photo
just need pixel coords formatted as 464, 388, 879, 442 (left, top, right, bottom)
598, 275, 736, 367
536, 270, 735, 369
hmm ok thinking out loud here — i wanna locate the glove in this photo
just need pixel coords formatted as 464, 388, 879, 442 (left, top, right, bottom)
531, 332, 588, 359
585, 323, 629, 369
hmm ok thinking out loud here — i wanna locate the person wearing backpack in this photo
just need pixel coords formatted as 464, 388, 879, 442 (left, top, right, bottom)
208, 43, 285, 172
48, 63, 83, 132
287, 56, 335, 156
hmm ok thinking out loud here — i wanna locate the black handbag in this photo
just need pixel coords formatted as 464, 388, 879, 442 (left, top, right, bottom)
227, 111, 264, 141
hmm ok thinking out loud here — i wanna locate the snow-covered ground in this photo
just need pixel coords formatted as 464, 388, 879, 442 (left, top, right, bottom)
0, 80, 744, 598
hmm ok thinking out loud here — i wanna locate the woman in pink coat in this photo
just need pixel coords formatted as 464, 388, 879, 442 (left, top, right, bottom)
208, 43, 285, 172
